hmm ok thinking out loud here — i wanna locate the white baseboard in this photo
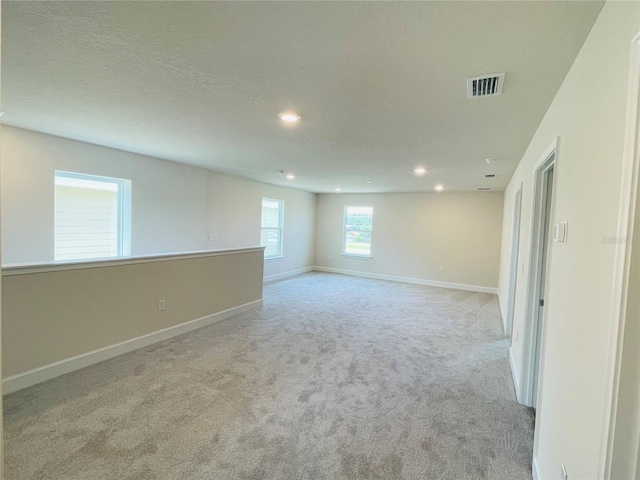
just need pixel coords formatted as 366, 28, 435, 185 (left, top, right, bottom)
3, 299, 263, 395
313, 266, 498, 295
263, 266, 314, 283
532, 457, 541, 480
509, 347, 521, 403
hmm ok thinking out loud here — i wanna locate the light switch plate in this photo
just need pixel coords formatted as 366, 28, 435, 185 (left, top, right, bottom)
554, 222, 567, 244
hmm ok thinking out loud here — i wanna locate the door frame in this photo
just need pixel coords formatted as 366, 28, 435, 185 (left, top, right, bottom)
520, 138, 557, 409
603, 31, 640, 479
505, 185, 523, 338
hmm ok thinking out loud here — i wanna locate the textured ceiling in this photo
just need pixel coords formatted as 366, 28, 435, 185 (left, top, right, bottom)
2, 1, 603, 193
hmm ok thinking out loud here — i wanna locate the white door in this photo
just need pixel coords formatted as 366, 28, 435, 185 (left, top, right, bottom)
532, 166, 554, 410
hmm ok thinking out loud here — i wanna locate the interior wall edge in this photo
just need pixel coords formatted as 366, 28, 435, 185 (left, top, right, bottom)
509, 347, 521, 403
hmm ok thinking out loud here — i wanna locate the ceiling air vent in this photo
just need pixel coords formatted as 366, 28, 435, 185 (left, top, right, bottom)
477, 187, 491, 191
467, 73, 505, 98
484, 174, 498, 179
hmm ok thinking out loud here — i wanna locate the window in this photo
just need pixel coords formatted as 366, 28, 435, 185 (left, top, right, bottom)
54, 171, 131, 261
261, 198, 283, 259
343, 206, 373, 257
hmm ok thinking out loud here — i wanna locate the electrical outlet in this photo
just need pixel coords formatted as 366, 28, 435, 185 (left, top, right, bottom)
439, 267, 444, 273
561, 462, 568, 480
158, 299, 166, 311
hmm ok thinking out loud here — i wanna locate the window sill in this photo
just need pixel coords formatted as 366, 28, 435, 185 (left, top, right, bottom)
264, 256, 284, 262
341, 254, 372, 260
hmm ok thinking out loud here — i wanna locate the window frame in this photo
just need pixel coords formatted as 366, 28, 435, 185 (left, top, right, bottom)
342, 205, 374, 258
261, 197, 284, 260
54, 170, 131, 261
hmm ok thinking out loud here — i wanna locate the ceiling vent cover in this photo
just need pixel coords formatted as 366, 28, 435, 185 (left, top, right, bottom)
467, 73, 505, 98
484, 174, 498, 179
477, 187, 492, 191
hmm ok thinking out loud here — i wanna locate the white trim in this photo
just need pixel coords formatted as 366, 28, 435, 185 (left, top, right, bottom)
521, 138, 558, 408
54, 170, 132, 260
314, 266, 498, 294
2, 246, 265, 276
261, 197, 284, 259
532, 457, 541, 480
342, 205, 374, 257
2, 299, 263, 394
603, 30, 640, 479
498, 292, 507, 333
505, 185, 523, 338
263, 266, 314, 283
509, 347, 521, 403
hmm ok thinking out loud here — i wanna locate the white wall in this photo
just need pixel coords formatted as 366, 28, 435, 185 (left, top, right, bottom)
497, 2, 640, 478
207, 172, 316, 279
611, 190, 640, 479
1, 126, 209, 263
315, 191, 504, 290
611, 118, 640, 478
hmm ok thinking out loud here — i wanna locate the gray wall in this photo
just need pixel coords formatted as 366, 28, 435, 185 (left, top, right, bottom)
1, 126, 209, 263
0, 126, 318, 280
315, 191, 504, 289
207, 172, 316, 280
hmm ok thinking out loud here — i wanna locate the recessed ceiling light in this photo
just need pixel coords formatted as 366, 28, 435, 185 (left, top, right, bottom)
365, 180, 373, 184
279, 111, 301, 123
414, 167, 427, 175
335, 188, 341, 192
435, 185, 444, 192
485, 158, 498, 164
0, 112, 5, 117
285, 173, 295, 180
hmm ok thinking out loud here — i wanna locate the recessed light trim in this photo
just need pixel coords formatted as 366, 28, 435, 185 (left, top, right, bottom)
279, 111, 301, 123
365, 180, 373, 184
335, 188, 341, 192
435, 185, 444, 192
414, 167, 427, 175
285, 174, 295, 180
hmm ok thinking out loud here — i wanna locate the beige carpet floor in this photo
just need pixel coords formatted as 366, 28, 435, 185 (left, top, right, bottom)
4, 272, 534, 479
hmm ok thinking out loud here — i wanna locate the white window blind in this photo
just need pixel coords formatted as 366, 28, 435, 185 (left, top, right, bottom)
261, 198, 283, 258
54, 171, 131, 261
343, 206, 373, 256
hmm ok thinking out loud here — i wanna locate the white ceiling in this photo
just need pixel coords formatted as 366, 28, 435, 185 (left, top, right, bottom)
2, 1, 603, 193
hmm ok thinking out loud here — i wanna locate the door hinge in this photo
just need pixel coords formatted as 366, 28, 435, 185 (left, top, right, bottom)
539, 299, 545, 307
